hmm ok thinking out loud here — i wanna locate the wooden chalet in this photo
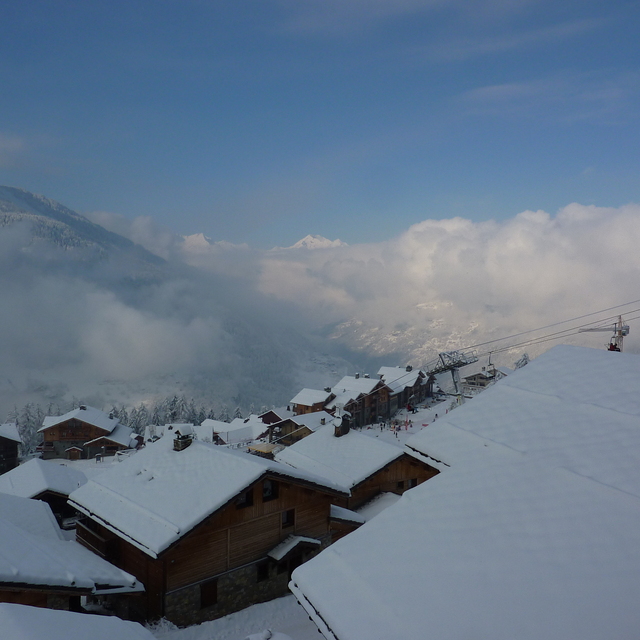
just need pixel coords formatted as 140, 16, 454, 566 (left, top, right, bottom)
377, 366, 433, 414
0, 494, 141, 612
268, 410, 334, 446
326, 375, 393, 427
275, 423, 439, 512
70, 433, 347, 626
0, 423, 20, 474
0, 458, 87, 528
37, 405, 124, 460
290, 389, 335, 416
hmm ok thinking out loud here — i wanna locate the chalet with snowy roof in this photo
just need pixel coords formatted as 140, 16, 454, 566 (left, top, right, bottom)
461, 363, 511, 394
69, 432, 347, 625
0, 423, 21, 474
37, 405, 127, 460
275, 423, 438, 513
290, 388, 335, 416
0, 458, 87, 527
290, 346, 640, 640
258, 407, 293, 424
84, 424, 141, 459
268, 410, 335, 447
377, 366, 432, 413
327, 375, 392, 427
0, 602, 156, 640
0, 493, 142, 612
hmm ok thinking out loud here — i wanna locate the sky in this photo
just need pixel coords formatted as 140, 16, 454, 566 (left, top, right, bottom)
1, 0, 639, 248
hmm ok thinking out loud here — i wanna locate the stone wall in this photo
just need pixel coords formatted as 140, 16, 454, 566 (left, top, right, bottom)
164, 537, 330, 626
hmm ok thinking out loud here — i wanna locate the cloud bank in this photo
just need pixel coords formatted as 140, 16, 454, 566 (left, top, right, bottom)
3, 201, 638, 418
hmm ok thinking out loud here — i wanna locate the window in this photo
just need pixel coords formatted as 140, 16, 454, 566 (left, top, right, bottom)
409, 478, 418, 488
262, 479, 279, 502
235, 488, 254, 509
282, 508, 295, 528
200, 578, 217, 608
397, 480, 405, 490
257, 560, 270, 583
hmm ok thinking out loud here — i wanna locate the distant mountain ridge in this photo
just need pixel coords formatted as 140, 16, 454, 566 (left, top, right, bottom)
289, 234, 347, 249
0, 186, 164, 269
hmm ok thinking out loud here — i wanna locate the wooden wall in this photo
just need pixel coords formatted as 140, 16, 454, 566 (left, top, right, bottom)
42, 419, 110, 443
165, 478, 332, 592
336, 454, 439, 510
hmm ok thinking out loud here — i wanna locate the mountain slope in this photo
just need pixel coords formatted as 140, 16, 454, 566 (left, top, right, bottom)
0, 186, 165, 273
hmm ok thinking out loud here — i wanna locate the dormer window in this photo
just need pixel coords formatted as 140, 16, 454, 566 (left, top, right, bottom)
262, 479, 279, 502
235, 488, 254, 509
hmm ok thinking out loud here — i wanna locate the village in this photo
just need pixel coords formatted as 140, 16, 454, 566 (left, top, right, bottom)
2, 343, 640, 640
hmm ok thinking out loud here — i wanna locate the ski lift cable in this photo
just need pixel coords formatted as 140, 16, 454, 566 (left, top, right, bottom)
462, 307, 640, 358
475, 314, 640, 358
459, 298, 640, 352
299, 303, 640, 417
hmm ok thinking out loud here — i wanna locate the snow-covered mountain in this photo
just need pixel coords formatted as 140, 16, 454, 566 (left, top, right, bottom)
0, 188, 361, 419
274, 234, 348, 250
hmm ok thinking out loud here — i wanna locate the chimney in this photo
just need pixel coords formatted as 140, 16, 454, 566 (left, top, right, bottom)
355, 373, 360, 379
405, 365, 413, 372
79, 405, 87, 411
320, 417, 326, 425
173, 430, 193, 451
363, 373, 370, 378
334, 417, 350, 438
324, 387, 331, 393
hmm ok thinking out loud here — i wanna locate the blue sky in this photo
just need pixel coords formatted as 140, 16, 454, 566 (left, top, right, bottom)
1, 0, 639, 248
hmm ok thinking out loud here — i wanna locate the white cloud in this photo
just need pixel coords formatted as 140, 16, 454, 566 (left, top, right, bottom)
255, 203, 640, 358
0, 133, 26, 168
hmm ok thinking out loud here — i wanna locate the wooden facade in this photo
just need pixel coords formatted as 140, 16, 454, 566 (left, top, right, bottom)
0, 436, 19, 474
0, 587, 83, 611
40, 419, 111, 460
269, 420, 314, 446
335, 453, 439, 511
342, 381, 391, 428
76, 472, 342, 625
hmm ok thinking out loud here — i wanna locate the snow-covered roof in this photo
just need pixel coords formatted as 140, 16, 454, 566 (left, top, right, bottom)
0, 458, 87, 499
143, 423, 195, 442
0, 492, 63, 541
408, 345, 640, 496
331, 376, 383, 396
0, 603, 155, 640
214, 416, 270, 444
377, 367, 423, 395
275, 424, 403, 490
330, 504, 365, 525
258, 406, 294, 423
273, 410, 335, 434
290, 388, 333, 407
84, 423, 137, 448
0, 494, 142, 594
200, 418, 232, 431
290, 346, 640, 640
0, 422, 21, 443
268, 535, 321, 561
324, 390, 359, 411
69, 437, 347, 558
355, 491, 401, 522
39, 406, 119, 434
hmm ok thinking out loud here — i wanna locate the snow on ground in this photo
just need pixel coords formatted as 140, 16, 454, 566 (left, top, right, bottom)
149, 595, 319, 640
358, 397, 452, 447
